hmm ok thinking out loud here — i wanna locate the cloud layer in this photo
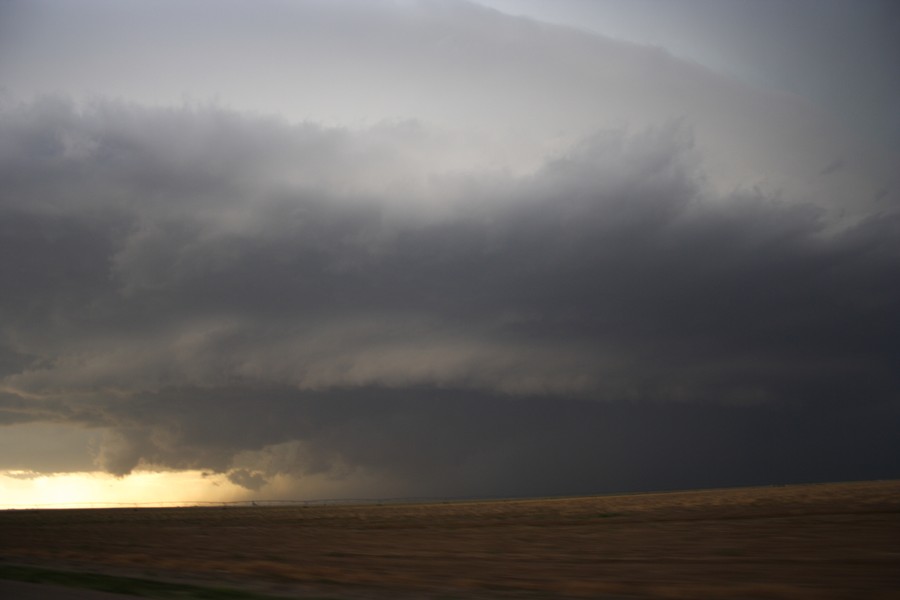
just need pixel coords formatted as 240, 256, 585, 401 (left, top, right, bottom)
1, 96, 898, 495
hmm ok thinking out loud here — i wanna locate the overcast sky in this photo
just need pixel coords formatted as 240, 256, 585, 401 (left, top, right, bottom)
1, 0, 898, 505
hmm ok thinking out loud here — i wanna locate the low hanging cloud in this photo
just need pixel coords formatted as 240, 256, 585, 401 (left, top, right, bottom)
1, 95, 898, 495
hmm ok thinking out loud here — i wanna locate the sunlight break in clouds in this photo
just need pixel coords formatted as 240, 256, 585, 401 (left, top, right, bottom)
0, 470, 239, 509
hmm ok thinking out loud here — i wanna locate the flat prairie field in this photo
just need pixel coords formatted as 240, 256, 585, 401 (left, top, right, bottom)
1, 480, 899, 600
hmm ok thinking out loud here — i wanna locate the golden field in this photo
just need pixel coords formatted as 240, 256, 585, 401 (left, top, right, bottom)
1, 480, 899, 599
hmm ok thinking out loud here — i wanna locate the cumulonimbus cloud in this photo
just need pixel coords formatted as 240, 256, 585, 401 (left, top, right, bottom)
1, 96, 898, 493
1, 0, 898, 495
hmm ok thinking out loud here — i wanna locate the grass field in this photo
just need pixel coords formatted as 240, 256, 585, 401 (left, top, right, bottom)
1, 480, 898, 599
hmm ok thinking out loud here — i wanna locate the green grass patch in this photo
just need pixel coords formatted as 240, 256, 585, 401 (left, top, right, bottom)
0, 565, 295, 599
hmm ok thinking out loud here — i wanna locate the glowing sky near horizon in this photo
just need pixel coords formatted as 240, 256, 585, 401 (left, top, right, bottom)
0, 0, 898, 506
0, 470, 240, 509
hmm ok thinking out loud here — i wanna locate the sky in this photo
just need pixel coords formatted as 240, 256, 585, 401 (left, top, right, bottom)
0, 0, 898, 507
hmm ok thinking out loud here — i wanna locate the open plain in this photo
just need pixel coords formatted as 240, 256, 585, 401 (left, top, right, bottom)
1, 480, 899, 599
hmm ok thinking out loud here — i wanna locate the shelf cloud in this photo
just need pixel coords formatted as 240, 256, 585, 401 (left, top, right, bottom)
1, 0, 898, 499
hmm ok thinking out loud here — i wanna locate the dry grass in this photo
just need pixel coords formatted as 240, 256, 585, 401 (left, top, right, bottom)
1, 480, 899, 599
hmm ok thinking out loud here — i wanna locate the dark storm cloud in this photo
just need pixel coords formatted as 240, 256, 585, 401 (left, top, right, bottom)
1, 96, 898, 493
80, 387, 900, 497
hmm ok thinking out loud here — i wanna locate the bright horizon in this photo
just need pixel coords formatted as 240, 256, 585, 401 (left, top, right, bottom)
0, 470, 242, 509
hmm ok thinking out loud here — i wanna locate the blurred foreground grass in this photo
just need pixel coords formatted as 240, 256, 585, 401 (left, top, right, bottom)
0, 565, 292, 599
1, 480, 898, 599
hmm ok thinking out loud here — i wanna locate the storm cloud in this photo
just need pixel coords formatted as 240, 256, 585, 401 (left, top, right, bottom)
1, 0, 898, 498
